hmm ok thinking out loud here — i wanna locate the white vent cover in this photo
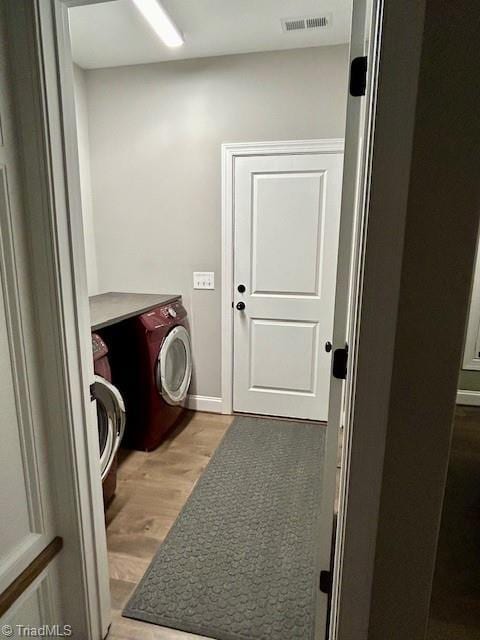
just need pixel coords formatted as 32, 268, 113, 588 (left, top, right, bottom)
281, 15, 332, 33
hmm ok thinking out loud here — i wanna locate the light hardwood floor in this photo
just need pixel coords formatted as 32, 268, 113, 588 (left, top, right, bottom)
106, 410, 233, 640
105, 407, 480, 640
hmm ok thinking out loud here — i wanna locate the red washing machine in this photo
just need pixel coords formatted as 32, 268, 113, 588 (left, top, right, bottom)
105, 299, 192, 451
91, 333, 126, 506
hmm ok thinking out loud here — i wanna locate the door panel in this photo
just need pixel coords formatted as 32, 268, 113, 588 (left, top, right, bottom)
0, 278, 33, 570
0, 4, 59, 621
250, 319, 317, 393
2, 577, 46, 637
252, 172, 325, 296
0, 100, 46, 598
1, 564, 61, 637
233, 151, 343, 420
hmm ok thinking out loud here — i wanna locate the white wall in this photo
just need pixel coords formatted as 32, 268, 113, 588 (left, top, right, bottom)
73, 64, 99, 296
84, 45, 349, 398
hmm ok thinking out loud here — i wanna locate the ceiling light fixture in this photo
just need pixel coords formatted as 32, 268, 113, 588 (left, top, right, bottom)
131, 0, 184, 48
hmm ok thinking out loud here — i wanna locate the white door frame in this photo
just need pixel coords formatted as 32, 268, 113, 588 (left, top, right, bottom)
221, 139, 344, 415
5, 0, 112, 637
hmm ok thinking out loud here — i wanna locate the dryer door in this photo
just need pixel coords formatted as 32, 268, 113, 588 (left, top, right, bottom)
93, 375, 126, 480
156, 325, 192, 405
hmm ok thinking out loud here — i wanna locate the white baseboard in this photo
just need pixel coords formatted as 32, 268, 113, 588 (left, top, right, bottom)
456, 389, 480, 406
185, 394, 223, 413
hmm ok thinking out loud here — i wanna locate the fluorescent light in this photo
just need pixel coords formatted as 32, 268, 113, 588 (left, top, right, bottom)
131, 0, 184, 48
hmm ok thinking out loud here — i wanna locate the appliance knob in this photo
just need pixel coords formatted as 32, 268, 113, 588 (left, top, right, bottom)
167, 307, 177, 318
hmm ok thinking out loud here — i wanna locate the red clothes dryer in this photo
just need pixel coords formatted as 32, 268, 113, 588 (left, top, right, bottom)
91, 333, 126, 506
105, 299, 192, 451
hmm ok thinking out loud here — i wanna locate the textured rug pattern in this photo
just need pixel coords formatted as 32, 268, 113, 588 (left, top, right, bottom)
123, 416, 326, 640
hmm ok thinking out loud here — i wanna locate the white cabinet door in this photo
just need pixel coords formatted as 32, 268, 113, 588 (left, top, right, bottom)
233, 150, 343, 420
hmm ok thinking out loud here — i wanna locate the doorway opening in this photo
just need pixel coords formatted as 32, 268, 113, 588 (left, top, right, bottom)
33, 0, 377, 638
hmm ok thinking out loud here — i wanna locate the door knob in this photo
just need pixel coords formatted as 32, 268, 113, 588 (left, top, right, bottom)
325, 341, 332, 353
237, 284, 246, 293
236, 302, 246, 311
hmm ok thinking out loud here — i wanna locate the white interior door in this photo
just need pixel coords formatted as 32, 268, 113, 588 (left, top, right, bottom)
233, 147, 344, 421
0, 4, 62, 627
316, 0, 381, 637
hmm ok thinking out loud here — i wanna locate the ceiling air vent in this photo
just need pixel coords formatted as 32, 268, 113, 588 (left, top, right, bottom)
283, 18, 306, 32
306, 16, 329, 29
281, 15, 332, 33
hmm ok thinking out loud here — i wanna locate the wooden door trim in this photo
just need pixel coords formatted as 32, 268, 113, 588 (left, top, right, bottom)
0, 537, 63, 617
221, 139, 344, 416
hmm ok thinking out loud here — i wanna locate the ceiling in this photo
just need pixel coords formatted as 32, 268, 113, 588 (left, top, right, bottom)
69, 0, 352, 69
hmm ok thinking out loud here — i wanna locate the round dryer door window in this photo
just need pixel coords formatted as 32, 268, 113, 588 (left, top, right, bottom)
156, 325, 192, 405
92, 375, 126, 480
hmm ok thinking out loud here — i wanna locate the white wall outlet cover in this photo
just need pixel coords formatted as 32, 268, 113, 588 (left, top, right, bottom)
193, 272, 215, 289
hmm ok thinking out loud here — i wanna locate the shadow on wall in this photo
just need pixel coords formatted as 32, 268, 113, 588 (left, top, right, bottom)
428, 406, 480, 639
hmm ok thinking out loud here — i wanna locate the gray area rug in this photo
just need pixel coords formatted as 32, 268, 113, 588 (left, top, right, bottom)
123, 416, 326, 640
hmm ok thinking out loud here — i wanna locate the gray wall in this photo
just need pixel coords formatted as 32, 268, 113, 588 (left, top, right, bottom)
459, 280, 480, 392
84, 45, 349, 398
458, 272, 480, 391
73, 64, 99, 296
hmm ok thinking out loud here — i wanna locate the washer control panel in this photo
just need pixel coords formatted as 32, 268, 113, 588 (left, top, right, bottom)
140, 300, 186, 332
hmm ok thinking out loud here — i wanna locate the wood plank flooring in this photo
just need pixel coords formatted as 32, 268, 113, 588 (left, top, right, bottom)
106, 410, 233, 640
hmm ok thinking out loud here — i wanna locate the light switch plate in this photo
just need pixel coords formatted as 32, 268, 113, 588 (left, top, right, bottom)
193, 271, 215, 289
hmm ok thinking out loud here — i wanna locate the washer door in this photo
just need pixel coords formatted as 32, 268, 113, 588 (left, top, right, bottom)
156, 325, 192, 405
93, 375, 126, 481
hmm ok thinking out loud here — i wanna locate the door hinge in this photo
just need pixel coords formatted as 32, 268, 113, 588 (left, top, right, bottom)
319, 570, 332, 594
332, 345, 348, 380
350, 56, 368, 96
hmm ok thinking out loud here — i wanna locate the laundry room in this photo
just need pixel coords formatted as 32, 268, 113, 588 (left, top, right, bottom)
68, 1, 352, 638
